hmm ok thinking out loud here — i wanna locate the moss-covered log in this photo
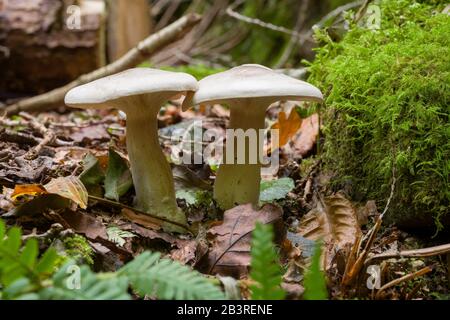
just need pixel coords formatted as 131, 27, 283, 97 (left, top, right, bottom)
308, 0, 450, 230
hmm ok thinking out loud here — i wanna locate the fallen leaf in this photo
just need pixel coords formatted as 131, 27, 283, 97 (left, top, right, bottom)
203, 204, 284, 278
271, 109, 303, 149
170, 239, 198, 265
11, 184, 47, 199
298, 193, 362, 269
172, 164, 212, 191
291, 113, 319, 157
104, 148, 133, 201
121, 208, 162, 230
260, 177, 295, 203
5, 193, 71, 217
79, 153, 105, 186
44, 176, 88, 209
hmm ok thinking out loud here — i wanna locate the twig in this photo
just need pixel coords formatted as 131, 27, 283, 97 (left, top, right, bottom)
87, 195, 192, 234
375, 265, 433, 299
19, 112, 56, 160
366, 243, 450, 264
3, 14, 202, 115
313, 0, 364, 29
225, 1, 309, 41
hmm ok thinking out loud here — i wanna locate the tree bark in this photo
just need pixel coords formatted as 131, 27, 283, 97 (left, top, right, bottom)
106, 0, 152, 61
0, 0, 106, 95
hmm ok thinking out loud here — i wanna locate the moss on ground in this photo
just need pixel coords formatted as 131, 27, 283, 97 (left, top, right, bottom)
308, 0, 449, 229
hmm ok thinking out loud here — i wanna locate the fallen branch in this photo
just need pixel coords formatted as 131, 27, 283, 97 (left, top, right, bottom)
3, 14, 202, 116
375, 265, 434, 300
366, 243, 450, 264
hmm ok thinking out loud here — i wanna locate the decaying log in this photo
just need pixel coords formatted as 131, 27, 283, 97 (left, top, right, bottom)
0, 0, 106, 95
3, 13, 202, 115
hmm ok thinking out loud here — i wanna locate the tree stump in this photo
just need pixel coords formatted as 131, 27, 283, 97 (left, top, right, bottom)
0, 0, 106, 95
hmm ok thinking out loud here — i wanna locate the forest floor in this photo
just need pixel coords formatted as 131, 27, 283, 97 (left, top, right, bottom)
0, 100, 449, 300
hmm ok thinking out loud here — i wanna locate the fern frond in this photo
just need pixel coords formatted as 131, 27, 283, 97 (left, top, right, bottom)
119, 252, 225, 300
303, 242, 328, 300
39, 262, 131, 300
249, 222, 285, 300
0, 220, 58, 287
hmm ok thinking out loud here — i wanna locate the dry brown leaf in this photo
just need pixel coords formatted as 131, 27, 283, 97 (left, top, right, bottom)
44, 176, 88, 209
11, 184, 47, 199
203, 203, 283, 278
11, 176, 88, 209
121, 208, 162, 230
298, 193, 362, 269
271, 109, 303, 149
291, 113, 319, 157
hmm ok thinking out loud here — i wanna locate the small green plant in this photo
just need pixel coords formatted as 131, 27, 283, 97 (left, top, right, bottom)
0, 219, 225, 300
303, 243, 328, 300
249, 222, 285, 300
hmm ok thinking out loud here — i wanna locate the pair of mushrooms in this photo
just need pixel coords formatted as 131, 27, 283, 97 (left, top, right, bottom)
65, 65, 323, 232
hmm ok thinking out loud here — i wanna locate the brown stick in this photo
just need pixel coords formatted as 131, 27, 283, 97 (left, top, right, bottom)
366, 243, 450, 264
375, 265, 433, 300
3, 14, 201, 116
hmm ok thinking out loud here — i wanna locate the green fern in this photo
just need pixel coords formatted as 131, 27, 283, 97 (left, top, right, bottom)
303, 242, 328, 300
119, 251, 225, 300
0, 219, 226, 300
249, 222, 285, 300
0, 220, 59, 292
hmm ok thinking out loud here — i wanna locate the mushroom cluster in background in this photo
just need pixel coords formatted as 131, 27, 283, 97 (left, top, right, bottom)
64, 65, 323, 232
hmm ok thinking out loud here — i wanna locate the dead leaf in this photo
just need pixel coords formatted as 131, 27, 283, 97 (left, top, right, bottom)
203, 204, 284, 278
121, 208, 162, 230
291, 113, 319, 157
11, 184, 47, 199
271, 109, 303, 150
171, 239, 198, 265
45, 176, 88, 209
298, 193, 361, 269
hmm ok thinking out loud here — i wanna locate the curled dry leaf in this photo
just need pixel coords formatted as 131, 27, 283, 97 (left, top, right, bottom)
203, 203, 283, 278
298, 193, 361, 269
10, 176, 88, 211
44, 176, 88, 209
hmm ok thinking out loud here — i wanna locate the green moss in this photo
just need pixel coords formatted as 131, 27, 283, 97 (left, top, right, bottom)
62, 235, 94, 266
308, 0, 450, 229
139, 62, 225, 80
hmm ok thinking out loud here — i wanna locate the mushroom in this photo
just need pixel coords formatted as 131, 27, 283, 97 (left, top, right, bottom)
183, 64, 323, 209
65, 68, 198, 232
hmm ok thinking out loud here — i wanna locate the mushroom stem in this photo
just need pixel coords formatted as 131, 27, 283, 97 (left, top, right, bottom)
124, 95, 186, 232
214, 100, 267, 209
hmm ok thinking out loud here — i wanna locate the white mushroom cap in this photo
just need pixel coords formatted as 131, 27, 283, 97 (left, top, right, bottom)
187, 64, 323, 109
65, 68, 198, 109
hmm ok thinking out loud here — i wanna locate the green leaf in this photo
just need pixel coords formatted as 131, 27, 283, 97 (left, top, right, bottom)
79, 153, 105, 186
249, 223, 285, 300
176, 188, 211, 206
259, 177, 295, 203
104, 149, 133, 201
35, 248, 58, 275
303, 242, 328, 300
20, 239, 38, 268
